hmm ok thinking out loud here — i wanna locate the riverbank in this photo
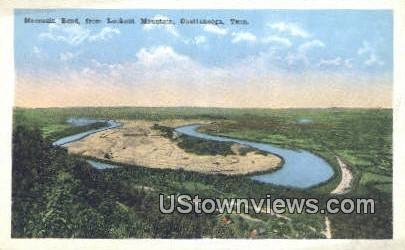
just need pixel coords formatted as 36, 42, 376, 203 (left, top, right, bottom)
13, 107, 393, 239
66, 120, 282, 175
330, 157, 353, 194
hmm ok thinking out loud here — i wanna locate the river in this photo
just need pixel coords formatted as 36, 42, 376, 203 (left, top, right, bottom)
175, 125, 334, 188
52, 120, 121, 146
55, 119, 334, 189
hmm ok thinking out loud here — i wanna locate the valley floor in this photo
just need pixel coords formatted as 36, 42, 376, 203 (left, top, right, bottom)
67, 119, 282, 175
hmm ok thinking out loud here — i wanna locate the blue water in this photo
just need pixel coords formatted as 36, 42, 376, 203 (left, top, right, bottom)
53, 118, 122, 169
296, 118, 313, 125
52, 120, 121, 146
66, 118, 104, 127
54, 118, 334, 188
175, 125, 334, 188
87, 160, 118, 170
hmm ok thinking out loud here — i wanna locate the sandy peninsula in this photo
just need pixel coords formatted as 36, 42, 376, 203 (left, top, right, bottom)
66, 120, 282, 175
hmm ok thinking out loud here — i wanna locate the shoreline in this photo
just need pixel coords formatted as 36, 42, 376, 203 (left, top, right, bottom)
54, 118, 340, 190
65, 119, 283, 176
330, 156, 353, 195
196, 124, 339, 190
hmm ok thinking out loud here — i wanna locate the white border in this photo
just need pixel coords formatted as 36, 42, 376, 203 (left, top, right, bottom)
0, 6, 14, 249
1, 1, 404, 249
0, 0, 396, 9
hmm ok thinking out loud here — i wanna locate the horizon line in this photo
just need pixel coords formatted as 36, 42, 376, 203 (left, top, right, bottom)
13, 105, 393, 110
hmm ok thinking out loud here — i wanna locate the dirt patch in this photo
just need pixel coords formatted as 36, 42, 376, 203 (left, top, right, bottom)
330, 156, 353, 195
67, 120, 282, 175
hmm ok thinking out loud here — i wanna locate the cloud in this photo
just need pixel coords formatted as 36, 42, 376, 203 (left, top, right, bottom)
231, 32, 257, 43
39, 24, 120, 46
31, 46, 47, 59
262, 35, 292, 47
17, 65, 392, 109
318, 57, 354, 69
88, 27, 120, 42
298, 39, 325, 52
59, 51, 82, 62
357, 41, 372, 55
203, 24, 227, 36
318, 57, 342, 67
142, 15, 179, 37
344, 58, 353, 68
180, 36, 207, 45
285, 52, 306, 66
16, 45, 392, 108
193, 35, 207, 45
364, 54, 384, 66
39, 24, 89, 45
285, 40, 325, 66
357, 41, 384, 66
59, 51, 76, 61
33, 46, 41, 55
267, 22, 310, 38
135, 46, 192, 67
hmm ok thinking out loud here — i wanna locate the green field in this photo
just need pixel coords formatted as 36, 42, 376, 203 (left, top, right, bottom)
12, 107, 392, 238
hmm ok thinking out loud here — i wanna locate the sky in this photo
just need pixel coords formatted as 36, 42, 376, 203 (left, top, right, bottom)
14, 9, 393, 108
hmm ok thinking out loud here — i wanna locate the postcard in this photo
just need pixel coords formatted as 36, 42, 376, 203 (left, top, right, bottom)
1, 1, 404, 249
